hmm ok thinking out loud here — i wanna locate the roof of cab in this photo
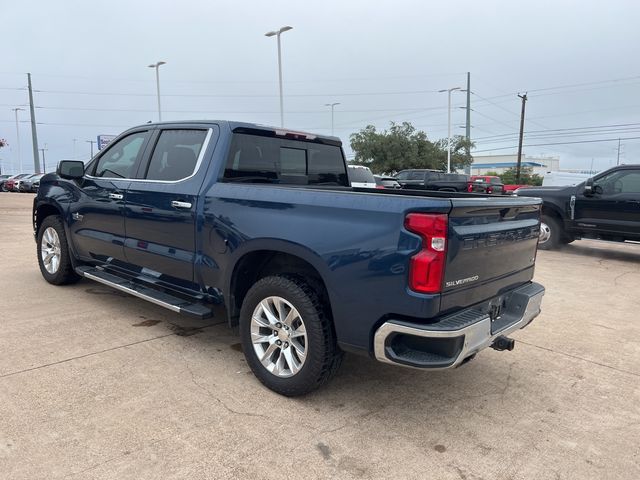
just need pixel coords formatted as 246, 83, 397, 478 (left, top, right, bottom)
137, 120, 341, 145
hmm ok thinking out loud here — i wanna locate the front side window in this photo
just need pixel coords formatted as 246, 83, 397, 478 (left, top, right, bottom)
595, 169, 640, 195
94, 132, 147, 178
145, 129, 208, 181
223, 134, 348, 186
395, 171, 410, 180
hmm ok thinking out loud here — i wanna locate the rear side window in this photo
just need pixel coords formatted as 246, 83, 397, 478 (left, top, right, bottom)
410, 171, 426, 180
145, 129, 207, 181
223, 134, 348, 186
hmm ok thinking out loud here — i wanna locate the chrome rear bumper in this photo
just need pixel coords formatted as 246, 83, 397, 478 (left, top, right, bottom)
373, 282, 545, 369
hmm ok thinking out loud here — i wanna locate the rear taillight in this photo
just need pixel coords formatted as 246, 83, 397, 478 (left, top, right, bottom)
404, 213, 448, 294
376, 185, 385, 189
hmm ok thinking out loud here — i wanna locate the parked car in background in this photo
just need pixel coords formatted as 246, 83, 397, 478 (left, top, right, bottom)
395, 169, 470, 192
469, 175, 504, 194
504, 184, 532, 194
20, 173, 45, 193
542, 171, 591, 186
373, 175, 401, 189
347, 165, 377, 188
517, 164, 640, 249
4, 173, 30, 192
0, 174, 12, 191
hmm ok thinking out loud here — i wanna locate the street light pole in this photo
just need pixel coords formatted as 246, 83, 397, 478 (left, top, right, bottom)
11, 107, 24, 173
439, 87, 462, 173
86, 140, 95, 158
324, 102, 340, 135
148, 61, 166, 121
73, 138, 77, 159
265, 26, 293, 127
40, 144, 48, 173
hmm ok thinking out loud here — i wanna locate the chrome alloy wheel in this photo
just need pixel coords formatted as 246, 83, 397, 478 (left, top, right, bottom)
41, 227, 62, 274
539, 221, 551, 245
250, 296, 308, 378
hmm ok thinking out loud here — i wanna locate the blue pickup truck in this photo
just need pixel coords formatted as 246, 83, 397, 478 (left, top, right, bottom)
33, 121, 545, 396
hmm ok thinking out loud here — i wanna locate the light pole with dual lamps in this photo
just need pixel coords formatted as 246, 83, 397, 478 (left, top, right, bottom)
324, 102, 340, 136
438, 87, 463, 173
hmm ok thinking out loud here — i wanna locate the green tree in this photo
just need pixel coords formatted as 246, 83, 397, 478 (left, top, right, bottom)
488, 167, 543, 186
349, 122, 472, 174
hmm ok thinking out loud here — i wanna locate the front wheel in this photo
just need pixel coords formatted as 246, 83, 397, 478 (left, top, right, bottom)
239, 275, 343, 396
37, 215, 81, 285
538, 214, 569, 250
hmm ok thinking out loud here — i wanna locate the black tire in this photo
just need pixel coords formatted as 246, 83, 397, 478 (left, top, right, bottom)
239, 275, 343, 396
36, 215, 81, 285
538, 214, 566, 250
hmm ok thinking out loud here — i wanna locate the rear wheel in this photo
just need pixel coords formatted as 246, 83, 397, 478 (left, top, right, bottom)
37, 216, 81, 285
239, 275, 343, 396
538, 214, 568, 250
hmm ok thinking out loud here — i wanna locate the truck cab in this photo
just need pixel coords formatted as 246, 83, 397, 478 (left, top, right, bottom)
517, 164, 640, 249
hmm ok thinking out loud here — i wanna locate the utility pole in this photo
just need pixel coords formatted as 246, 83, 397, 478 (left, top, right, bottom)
86, 140, 95, 158
40, 144, 48, 173
465, 72, 471, 174
11, 107, 24, 173
616, 138, 621, 165
516, 93, 528, 184
73, 138, 77, 159
27, 73, 41, 173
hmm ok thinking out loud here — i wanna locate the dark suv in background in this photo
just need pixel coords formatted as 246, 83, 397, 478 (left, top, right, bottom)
395, 169, 470, 192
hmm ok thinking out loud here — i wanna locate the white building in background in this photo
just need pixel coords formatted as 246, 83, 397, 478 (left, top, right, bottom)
470, 154, 560, 176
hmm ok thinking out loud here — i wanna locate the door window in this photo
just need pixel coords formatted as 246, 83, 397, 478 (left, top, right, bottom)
94, 132, 147, 178
145, 129, 208, 181
595, 169, 640, 195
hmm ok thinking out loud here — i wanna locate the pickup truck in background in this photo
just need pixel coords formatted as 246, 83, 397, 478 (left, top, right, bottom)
395, 169, 470, 192
347, 164, 377, 188
517, 164, 640, 249
33, 121, 545, 396
468, 175, 505, 194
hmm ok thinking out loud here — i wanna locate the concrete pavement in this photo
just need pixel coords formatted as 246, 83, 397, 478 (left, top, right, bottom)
1, 192, 639, 479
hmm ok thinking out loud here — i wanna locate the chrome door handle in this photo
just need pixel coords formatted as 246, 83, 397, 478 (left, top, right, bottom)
108, 193, 124, 200
171, 200, 192, 209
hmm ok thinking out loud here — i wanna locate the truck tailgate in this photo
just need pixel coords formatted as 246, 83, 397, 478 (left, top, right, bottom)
441, 196, 542, 312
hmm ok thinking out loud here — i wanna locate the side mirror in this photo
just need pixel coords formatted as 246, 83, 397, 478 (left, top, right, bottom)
583, 177, 594, 196
57, 160, 85, 180
593, 184, 604, 195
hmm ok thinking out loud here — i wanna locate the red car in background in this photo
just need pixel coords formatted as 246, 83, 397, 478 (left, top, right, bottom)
2, 173, 30, 192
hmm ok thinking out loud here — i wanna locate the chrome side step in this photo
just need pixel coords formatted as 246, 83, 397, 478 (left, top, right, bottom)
75, 266, 213, 319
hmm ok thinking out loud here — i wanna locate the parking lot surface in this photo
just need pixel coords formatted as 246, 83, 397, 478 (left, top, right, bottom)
1, 191, 639, 479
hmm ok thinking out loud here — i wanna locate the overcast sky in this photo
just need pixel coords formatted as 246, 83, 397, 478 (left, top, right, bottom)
2, 0, 639, 174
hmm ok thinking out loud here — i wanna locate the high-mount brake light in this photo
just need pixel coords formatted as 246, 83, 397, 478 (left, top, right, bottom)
274, 129, 317, 141
404, 213, 448, 294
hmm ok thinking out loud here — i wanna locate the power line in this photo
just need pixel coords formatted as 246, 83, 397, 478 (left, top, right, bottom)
472, 135, 640, 153
31, 88, 442, 98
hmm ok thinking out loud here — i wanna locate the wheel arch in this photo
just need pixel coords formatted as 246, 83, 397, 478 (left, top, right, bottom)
225, 243, 333, 328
